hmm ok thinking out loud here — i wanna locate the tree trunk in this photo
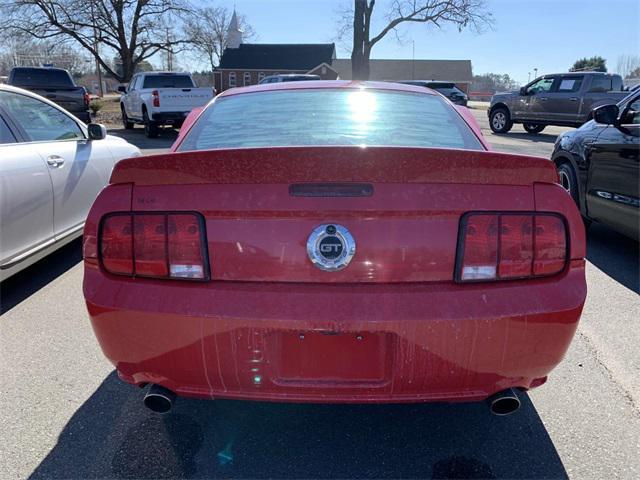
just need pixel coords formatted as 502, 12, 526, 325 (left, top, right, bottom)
351, 0, 367, 80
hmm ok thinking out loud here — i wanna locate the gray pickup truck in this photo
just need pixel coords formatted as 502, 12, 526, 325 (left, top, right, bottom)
7, 67, 91, 123
488, 72, 628, 134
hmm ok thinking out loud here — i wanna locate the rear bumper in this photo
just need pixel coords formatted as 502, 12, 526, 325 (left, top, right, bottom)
84, 260, 586, 404
150, 111, 188, 123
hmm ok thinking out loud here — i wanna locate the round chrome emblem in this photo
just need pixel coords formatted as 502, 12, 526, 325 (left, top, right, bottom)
307, 224, 356, 271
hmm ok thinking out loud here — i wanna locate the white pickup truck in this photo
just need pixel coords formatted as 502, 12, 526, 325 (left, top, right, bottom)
118, 72, 214, 138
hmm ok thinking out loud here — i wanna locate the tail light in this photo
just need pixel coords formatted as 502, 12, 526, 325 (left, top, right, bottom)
99, 212, 209, 280
152, 90, 160, 107
84, 91, 91, 107
456, 212, 567, 282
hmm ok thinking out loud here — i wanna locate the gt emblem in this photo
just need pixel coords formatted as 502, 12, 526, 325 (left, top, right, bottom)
307, 224, 356, 271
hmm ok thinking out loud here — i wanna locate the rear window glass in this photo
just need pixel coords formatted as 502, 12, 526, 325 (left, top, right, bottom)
589, 77, 612, 93
179, 89, 484, 151
142, 75, 195, 89
10, 69, 73, 87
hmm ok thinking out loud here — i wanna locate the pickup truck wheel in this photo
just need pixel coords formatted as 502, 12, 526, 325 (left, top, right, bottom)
121, 106, 134, 130
489, 108, 513, 134
143, 110, 159, 138
523, 123, 546, 134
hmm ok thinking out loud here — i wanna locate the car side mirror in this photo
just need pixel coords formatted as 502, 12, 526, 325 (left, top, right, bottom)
117, 85, 127, 93
88, 123, 107, 140
592, 104, 619, 126
519, 87, 527, 96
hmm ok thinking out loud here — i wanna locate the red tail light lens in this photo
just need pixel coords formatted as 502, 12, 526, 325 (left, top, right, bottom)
99, 212, 208, 280
101, 215, 133, 275
457, 213, 567, 282
152, 90, 160, 107
84, 92, 91, 108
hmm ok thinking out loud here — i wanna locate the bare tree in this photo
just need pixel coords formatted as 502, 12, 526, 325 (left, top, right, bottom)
340, 0, 492, 80
185, 6, 255, 75
616, 54, 640, 79
0, 0, 193, 83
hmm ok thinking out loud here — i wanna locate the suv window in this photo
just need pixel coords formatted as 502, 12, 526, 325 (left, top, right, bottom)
589, 76, 612, 93
0, 91, 83, 142
527, 77, 555, 94
622, 97, 640, 125
0, 115, 17, 144
557, 76, 583, 93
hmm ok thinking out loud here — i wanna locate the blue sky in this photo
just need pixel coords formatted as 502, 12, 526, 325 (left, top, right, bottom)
211, 0, 639, 84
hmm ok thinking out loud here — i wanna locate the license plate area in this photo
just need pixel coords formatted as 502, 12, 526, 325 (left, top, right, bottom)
271, 331, 393, 387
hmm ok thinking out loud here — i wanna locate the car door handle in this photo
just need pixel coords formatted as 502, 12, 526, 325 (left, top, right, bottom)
46, 155, 65, 168
569, 97, 579, 101
539, 97, 548, 101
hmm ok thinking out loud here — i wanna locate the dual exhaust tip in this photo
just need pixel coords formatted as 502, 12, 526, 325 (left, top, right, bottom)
142, 384, 521, 416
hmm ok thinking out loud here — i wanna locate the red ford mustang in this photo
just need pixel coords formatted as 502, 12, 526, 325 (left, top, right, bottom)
83, 81, 587, 415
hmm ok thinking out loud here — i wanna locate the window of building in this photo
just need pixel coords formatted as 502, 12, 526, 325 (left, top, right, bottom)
244, 72, 251, 86
228, 72, 236, 88
258, 72, 265, 83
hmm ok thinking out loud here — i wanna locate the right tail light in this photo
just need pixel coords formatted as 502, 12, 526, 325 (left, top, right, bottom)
456, 212, 567, 282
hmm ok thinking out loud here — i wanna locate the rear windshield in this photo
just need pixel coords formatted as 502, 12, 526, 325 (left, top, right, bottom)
179, 89, 484, 151
142, 75, 195, 89
10, 68, 73, 87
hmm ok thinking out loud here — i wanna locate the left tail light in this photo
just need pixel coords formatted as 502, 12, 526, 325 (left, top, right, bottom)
99, 212, 209, 280
455, 212, 568, 282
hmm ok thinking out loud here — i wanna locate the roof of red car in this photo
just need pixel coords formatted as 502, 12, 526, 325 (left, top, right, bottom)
217, 80, 438, 97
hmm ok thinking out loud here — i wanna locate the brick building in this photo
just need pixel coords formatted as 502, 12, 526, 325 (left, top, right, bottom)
214, 11, 338, 92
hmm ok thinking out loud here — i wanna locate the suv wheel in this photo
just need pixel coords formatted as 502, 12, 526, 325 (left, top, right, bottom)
489, 107, 513, 134
523, 123, 546, 134
121, 106, 134, 130
143, 110, 159, 138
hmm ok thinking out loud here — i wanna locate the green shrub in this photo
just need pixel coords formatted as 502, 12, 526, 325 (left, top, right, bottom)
89, 100, 104, 115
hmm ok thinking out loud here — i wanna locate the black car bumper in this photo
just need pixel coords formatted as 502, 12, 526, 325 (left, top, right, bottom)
150, 111, 189, 123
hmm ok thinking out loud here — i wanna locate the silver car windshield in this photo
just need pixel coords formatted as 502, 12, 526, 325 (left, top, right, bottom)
178, 89, 484, 151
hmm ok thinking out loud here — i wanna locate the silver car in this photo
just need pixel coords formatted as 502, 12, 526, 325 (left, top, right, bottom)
0, 85, 140, 281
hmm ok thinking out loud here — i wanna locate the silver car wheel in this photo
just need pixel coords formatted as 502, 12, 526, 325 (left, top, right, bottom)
492, 112, 506, 130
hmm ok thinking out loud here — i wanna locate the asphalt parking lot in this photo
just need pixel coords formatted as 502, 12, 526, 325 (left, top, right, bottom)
1, 113, 639, 479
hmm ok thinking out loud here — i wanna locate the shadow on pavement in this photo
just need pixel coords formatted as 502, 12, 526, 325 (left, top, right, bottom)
0, 239, 82, 315
30, 372, 566, 479
586, 223, 639, 293
487, 131, 559, 145
109, 127, 178, 152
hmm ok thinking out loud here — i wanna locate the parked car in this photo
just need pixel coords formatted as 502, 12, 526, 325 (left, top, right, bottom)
259, 74, 320, 84
552, 91, 639, 240
400, 80, 468, 106
7, 67, 91, 123
489, 72, 628, 134
84, 81, 586, 416
118, 72, 214, 138
0, 85, 140, 281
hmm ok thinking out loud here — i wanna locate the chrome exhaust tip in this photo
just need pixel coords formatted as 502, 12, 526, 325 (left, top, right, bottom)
488, 388, 521, 416
143, 384, 176, 414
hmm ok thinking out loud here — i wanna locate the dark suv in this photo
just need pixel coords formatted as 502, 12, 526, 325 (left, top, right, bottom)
400, 81, 468, 106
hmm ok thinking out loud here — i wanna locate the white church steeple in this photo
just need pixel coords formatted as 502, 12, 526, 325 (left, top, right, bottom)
227, 9, 243, 49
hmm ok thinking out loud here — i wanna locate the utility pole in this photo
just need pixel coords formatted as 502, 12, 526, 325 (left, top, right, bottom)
411, 40, 415, 80
528, 72, 531, 82
90, 0, 104, 97
166, 28, 173, 71
533, 67, 538, 79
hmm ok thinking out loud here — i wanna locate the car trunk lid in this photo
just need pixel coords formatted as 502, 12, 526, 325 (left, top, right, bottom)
113, 146, 557, 284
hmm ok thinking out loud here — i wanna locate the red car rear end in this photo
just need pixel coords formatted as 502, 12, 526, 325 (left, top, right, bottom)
83, 82, 586, 413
